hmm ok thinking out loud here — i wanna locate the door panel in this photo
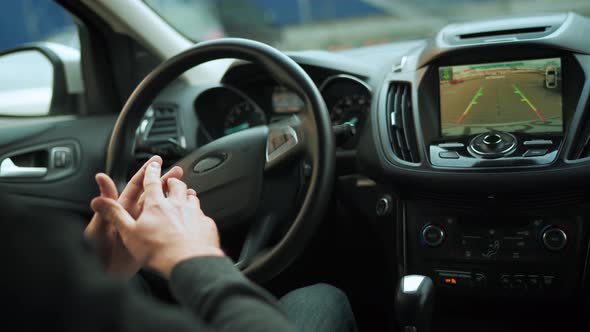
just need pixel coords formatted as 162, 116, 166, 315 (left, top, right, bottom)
0, 115, 116, 214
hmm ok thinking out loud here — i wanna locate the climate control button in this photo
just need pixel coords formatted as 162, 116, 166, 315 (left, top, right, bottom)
541, 227, 568, 251
421, 224, 445, 247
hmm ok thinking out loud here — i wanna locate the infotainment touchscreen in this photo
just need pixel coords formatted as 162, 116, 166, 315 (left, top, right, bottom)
439, 58, 562, 137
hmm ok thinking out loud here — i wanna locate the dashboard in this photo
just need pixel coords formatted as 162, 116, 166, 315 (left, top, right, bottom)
139, 12, 590, 315
193, 65, 372, 149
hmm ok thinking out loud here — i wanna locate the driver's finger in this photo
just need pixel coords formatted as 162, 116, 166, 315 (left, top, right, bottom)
126, 166, 183, 208
161, 166, 183, 193
143, 161, 164, 201
96, 173, 119, 200
121, 155, 163, 203
167, 178, 187, 201
91, 197, 136, 236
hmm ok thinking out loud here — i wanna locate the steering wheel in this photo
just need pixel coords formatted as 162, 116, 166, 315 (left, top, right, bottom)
105, 39, 335, 282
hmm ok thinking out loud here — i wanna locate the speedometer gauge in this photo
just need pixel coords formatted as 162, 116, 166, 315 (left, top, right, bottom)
223, 101, 266, 136
331, 93, 370, 126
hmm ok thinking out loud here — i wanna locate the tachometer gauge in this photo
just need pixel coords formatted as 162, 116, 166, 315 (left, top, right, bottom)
223, 101, 266, 136
331, 93, 370, 126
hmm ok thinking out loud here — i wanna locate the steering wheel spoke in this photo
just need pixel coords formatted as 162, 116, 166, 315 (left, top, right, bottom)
266, 115, 306, 170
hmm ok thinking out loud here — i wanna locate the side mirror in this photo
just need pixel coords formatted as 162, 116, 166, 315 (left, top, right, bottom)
0, 43, 82, 117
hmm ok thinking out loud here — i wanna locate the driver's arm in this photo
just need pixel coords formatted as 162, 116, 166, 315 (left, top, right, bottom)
124, 256, 295, 332
123, 256, 296, 332
2, 198, 295, 332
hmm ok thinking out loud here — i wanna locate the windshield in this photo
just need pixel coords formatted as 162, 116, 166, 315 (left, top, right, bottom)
145, 0, 590, 51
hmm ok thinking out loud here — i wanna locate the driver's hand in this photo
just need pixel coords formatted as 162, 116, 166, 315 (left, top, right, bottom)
84, 155, 183, 278
91, 160, 224, 278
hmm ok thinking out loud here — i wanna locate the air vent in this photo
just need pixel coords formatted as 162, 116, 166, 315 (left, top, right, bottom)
569, 101, 590, 160
387, 82, 420, 163
440, 13, 567, 46
459, 26, 548, 40
147, 105, 179, 141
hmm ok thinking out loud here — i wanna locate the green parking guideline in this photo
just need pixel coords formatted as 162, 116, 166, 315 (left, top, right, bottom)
456, 86, 484, 125
512, 83, 546, 122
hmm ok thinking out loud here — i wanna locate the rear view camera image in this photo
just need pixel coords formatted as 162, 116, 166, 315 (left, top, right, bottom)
439, 58, 562, 137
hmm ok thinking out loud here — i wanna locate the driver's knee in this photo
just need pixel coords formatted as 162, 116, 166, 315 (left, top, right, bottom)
279, 283, 357, 332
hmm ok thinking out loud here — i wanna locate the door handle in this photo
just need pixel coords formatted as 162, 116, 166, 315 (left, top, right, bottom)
0, 157, 47, 178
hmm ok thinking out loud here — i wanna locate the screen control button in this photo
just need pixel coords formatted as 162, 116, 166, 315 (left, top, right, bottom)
438, 151, 460, 159
523, 139, 553, 146
469, 131, 517, 157
483, 133, 503, 147
523, 149, 548, 157
438, 142, 465, 149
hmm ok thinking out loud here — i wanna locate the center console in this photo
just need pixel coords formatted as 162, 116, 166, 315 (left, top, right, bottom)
399, 47, 590, 302
403, 201, 590, 301
352, 12, 590, 330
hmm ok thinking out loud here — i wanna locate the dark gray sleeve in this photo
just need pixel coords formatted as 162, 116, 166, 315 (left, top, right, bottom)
1, 198, 295, 332
169, 256, 297, 332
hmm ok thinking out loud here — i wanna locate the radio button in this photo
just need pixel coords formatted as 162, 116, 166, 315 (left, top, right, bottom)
512, 275, 526, 290
499, 275, 511, 289
542, 275, 557, 289
421, 224, 445, 247
473, 273, 487, 288
527, 275, 541, 289
541, 227, 568, 251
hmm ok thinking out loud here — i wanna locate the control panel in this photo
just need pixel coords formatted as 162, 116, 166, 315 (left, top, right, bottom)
433, 269, 558, 292
416, 216, 572, 263
404, 209, 587, 299
429, 133, 562, 168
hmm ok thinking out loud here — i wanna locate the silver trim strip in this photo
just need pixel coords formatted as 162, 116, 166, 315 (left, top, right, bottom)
319, 74, 372, 93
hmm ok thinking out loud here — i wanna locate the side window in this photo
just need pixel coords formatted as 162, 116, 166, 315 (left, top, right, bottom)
0, 1, 82, 117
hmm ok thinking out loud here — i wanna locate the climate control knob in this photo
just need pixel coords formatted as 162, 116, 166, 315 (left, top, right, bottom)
541, 227, 568, 251
421, 224, 445, 247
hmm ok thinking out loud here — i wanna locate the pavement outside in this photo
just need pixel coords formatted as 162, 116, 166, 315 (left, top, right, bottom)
440, 72, 562, 136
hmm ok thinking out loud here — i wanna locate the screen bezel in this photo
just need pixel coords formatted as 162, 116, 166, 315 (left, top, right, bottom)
415, 46, 586, 142
415, 47, 584, 158
437, 57, 564, 138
